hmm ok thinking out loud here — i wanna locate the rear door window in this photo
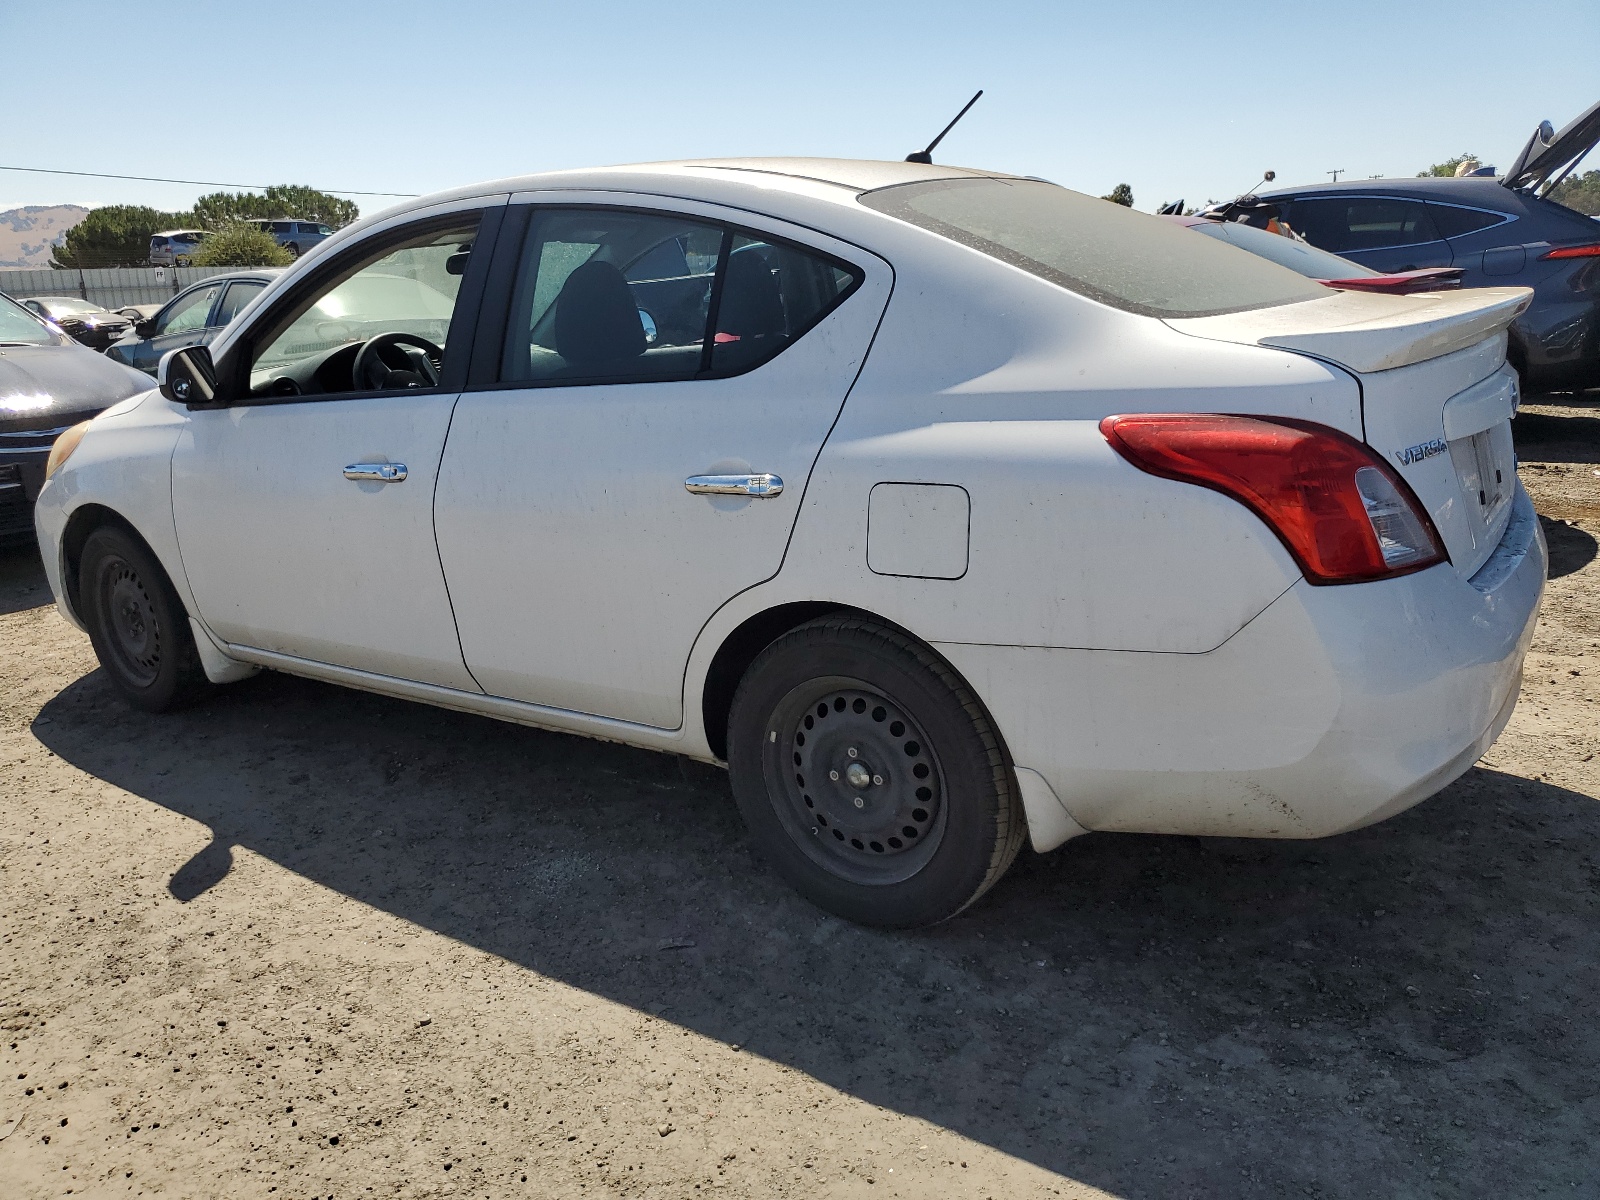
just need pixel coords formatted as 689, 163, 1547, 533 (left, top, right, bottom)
212, 280, 266, 326
1427, 203, 1513, 240
499, 208, 862, 385
1285, 197, 1442, 252
711, 234, 860, 374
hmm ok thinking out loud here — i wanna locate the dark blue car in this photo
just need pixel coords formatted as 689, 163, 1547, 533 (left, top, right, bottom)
1251, 100, 1600, 392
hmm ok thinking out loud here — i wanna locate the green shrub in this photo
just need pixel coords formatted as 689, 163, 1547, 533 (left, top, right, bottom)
190, 224, 294, 268
51, 205, 190, 269
1550, 169, 1600, 216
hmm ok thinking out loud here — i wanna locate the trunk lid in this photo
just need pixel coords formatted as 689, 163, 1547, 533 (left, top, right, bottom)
1504, 98, 1600, 195
1165, 286, 1533, 578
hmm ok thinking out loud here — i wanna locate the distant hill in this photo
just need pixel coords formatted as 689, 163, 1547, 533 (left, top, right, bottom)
0, 205, 90, 268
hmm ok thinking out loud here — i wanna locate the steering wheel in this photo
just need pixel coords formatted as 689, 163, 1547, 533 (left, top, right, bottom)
351, 332, 443, 391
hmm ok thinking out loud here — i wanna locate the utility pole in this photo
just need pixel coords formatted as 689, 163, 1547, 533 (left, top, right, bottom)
1327, 169, 1345, 182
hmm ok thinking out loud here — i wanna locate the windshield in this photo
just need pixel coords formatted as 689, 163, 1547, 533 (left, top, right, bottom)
0, 294, 55, 345
1187, 220, 1379, 280
859, 177, 1331, 318
37, 297, 104, 316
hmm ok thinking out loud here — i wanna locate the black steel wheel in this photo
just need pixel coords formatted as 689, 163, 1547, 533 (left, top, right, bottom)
79, 525, 212, 712
728, 617, 1026, 927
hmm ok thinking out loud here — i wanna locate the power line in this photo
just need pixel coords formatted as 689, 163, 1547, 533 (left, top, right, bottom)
0, 164, 417, 198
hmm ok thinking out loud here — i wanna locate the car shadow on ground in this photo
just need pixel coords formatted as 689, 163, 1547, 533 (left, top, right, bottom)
0, 541, 50, 616
1541, 515, 1598, 579
30, 665, 1600, 1198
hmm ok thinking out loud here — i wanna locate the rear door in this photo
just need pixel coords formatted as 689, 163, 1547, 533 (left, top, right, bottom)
433, 197, 890, 728
1283, 194, 1454, 273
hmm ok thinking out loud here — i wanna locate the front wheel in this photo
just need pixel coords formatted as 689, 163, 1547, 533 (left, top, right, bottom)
727, 617, 1025, 928
79, 525, 213, 712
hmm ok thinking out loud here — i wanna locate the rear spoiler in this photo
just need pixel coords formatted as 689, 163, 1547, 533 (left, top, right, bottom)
1164, 287, 1532, 375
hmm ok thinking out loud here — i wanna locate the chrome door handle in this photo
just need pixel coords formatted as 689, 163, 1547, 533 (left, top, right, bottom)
684, 473, 784, 498
344, 462, 408, 483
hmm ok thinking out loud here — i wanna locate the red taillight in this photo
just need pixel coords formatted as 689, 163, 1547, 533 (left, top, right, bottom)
1100, 414, 1447, 585
1541, 243, 1600, 260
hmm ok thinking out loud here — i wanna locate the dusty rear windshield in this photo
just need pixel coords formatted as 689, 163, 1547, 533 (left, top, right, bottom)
859, 177, 1331, 318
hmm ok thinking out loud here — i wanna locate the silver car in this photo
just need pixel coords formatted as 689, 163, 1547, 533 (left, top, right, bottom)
149, 229, 208, 267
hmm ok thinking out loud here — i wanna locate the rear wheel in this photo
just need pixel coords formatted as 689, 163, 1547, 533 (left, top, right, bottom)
79, 526, 212, 712
727, 617, 1025, 927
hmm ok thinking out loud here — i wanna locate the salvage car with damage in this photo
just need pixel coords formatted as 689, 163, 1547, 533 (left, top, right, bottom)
32, 158, 1546, 927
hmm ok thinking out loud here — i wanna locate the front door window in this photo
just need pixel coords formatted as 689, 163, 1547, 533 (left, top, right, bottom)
159, 286, 218, 336
250, 217, 479, 397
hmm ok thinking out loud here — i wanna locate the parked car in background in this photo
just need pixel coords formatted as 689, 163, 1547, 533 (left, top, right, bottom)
34, 158, 1544, 928
20, 296, 132, 350
1164, 214, 1464, 294
1244, 99, 1600, 390
105, 269, 282, 375
252, 219, 334, 257
0, 291, 149, 543
149, 229, 208, 267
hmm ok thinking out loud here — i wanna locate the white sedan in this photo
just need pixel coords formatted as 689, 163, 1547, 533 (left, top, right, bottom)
34, 158, 1545, 927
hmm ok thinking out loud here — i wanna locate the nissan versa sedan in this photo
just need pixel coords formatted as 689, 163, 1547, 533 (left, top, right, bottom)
33, 158, 1546, 927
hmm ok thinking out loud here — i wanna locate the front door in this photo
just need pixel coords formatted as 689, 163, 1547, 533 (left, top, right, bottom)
131, 281, 224, 373
434, 201, 890, 727
171, 205, 497, 690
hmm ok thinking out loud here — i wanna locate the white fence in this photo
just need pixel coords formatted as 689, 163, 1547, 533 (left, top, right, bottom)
0, 266, 240, 310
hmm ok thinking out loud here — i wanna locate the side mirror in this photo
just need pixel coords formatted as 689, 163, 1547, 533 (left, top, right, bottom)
159, 346, 218, 407
136, 318, 156, 338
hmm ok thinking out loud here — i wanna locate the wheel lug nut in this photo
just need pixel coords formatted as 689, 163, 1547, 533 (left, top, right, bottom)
853, 797, 865, 809
847, 747, 858, 758
872, 775, 883, 786
829, 769, 840, 781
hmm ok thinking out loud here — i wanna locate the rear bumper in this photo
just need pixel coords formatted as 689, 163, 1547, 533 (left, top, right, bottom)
938, 484, 1546, 842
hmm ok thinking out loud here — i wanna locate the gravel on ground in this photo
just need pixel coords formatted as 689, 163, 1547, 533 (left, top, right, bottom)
1, 395, 1597, 1199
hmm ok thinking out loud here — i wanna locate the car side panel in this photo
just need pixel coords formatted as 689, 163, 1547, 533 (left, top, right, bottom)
32, 392, 197, 631
772, 253, 1357, 654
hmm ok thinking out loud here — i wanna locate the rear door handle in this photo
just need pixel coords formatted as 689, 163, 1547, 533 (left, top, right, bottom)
684, 473, 784, 498
344, 462, 408, 483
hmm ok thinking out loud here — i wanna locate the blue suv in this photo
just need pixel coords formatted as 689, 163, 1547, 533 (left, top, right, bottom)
1251, 100, 1600, 392
252, 218, 335, 258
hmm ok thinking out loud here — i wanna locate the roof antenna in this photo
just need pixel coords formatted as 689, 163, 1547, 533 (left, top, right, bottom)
906, 90, 983, 164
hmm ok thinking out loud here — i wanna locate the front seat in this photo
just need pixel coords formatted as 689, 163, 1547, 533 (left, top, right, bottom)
553, 260, 646, 376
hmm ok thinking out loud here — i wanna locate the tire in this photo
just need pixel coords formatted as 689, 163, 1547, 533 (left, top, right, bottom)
78, 525, 213, 713
727, 617, 1026, 928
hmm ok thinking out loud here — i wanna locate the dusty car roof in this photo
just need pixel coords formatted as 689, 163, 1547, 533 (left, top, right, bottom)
418, 157, 1018, 211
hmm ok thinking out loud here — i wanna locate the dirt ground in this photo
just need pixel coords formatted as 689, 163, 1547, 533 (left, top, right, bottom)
2, 397, 1598, 1200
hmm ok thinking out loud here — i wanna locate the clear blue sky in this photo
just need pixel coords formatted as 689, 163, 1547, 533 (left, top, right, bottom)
3, 0, 1596, 217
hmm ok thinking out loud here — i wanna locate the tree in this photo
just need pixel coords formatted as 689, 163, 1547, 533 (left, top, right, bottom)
1549, 169, 1600, 216
1102, 183, 1134, 207
192, 185, 359, 231
51, 205, 189, 268
189, 223, 294, 268
1418, 154, 1481, 178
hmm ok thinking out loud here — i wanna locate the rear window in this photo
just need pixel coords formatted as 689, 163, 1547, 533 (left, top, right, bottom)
859, 177, 1329, 318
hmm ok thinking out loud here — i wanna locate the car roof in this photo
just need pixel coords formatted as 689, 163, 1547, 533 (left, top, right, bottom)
180, 269, 285, 285
1257, 176, 1523, 209
407, 157, 1017, 211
